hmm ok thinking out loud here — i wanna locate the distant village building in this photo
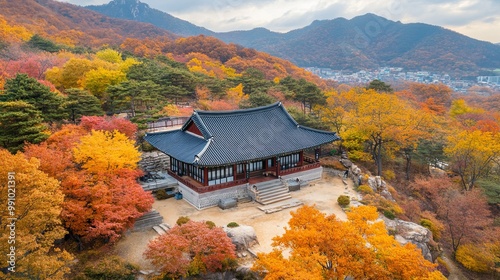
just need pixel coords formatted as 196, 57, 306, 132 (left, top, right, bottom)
145, 102, 340, 209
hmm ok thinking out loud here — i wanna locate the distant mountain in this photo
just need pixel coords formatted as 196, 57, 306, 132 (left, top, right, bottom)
86, 0, 213, 37
83, 1, 500, 74
215, 14, 500, 74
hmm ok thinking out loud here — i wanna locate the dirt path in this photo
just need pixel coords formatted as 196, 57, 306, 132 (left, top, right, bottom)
114, 172, 355, 270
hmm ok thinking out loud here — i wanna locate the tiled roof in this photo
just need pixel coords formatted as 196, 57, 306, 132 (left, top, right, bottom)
145, 102, 340, 166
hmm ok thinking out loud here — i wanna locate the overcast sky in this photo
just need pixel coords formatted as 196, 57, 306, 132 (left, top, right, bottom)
58, 0, 500, 43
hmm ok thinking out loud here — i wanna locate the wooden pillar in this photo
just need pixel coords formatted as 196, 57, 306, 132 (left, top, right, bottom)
203, 167, 209, 186
299, 151, 304, 166
314, 148, 321, 162
244, 162, 249, 181
276, 156, 280, 177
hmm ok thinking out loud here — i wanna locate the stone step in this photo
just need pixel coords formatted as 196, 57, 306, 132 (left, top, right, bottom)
133, 210, 164, 231
258, 193, 293, 205
158, 223, 170, 232
257, 184, 286, 193
256, 188, 288, 199
153, 225, 167, 235
257, 186, 288, 196
255, 180, 284, 190
133, 218, 163, 229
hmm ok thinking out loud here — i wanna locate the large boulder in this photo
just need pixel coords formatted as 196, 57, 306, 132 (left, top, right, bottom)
367, 176, 395, 201
224, 225, 258, 251
380, 216, 434, 261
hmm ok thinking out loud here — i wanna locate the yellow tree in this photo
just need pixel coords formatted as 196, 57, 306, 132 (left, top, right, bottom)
73, 130, 140, 174
45, 58, 94, 90
0, 150, 73, 279
226, 83, 248, 107
253, 205, 443, 280
444, 129, 500, 191
81, 67, 127, 100
95, 48, 122, 63
318, 88, 360, 152
346, 90, 429, 176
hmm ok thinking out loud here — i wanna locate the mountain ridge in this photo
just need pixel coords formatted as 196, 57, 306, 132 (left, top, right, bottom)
86, 0, 213, 37
85, 0, 500, 75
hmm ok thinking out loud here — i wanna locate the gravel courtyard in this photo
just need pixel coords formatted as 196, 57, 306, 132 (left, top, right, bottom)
114, 170, 357, 270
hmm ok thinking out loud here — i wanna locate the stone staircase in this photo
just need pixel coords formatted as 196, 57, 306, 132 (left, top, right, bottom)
153, 223, 171, 235
254, 180, 291, 205
132, 209, 163, 231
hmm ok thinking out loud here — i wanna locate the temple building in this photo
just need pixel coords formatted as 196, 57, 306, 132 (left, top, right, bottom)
144, 102, 340, 209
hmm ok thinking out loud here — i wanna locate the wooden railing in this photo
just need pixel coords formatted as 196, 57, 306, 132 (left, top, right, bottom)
167, 170, 247, 194
147, 117, 190, 132
280, 162, 321, 176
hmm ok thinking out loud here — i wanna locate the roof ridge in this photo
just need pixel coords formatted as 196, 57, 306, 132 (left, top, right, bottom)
299, 125, 341, 137
196, 101, 281, 116
144, 129, 181, 136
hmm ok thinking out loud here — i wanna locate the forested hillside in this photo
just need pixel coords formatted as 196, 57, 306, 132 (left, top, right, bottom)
0, 0, 499, 279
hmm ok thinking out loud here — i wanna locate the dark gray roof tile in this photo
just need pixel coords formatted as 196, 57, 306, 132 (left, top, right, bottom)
145, 102, 340, 166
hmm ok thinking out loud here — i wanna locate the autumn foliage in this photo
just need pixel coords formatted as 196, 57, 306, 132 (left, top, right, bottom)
0, 150, 73, 279
144, 220, 237, 278
24, 117, 153, 245
253, 205, 444, 280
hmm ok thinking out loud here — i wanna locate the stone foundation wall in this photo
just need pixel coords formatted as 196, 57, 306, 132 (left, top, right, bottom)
178, 182, 251, 210
281, 167, 323, 182
177, 167, 323, 210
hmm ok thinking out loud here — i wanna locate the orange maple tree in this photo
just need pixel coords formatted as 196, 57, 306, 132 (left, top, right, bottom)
253, 205, 444, 280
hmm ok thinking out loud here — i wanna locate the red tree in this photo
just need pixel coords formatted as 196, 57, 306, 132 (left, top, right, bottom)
144, 220, 236, 278
61, 169, 153, 244
435, 189, 493, 253
80, 116, 137, 139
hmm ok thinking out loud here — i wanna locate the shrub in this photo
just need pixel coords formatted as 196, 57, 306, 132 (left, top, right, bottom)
154, 189, 169, 200
205, 221, 216, 229
419, 217, 443, 241
141, 141, 156, 152
337, 195, 350, 207
357, 184, 374, 195
227, 222, 239, 228
387, 186, 398, 199
81, 255, 137, 280
455, 243, 497, 273
382, 169, 396, 181
383, 209, 396, 220
176, 216, 190, 226
320, 158, 346, 170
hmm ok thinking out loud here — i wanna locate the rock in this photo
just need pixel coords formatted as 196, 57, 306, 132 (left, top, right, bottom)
224, 225, 258, 251
367, 176, 386, 191
396, 220, 432, 244
379, 215, 397, 232
340, 159, 353, 168
394, 219, 433, 261
380, 189, 395, 201
367, 176, 395, 201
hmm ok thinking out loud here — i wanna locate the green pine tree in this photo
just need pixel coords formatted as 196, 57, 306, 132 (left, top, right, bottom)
63, 88, 104, 123
1, 74, 66, 122
0, 101, 48, 153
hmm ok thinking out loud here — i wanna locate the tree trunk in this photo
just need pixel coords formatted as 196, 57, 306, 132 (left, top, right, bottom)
404, 149, 412, 180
